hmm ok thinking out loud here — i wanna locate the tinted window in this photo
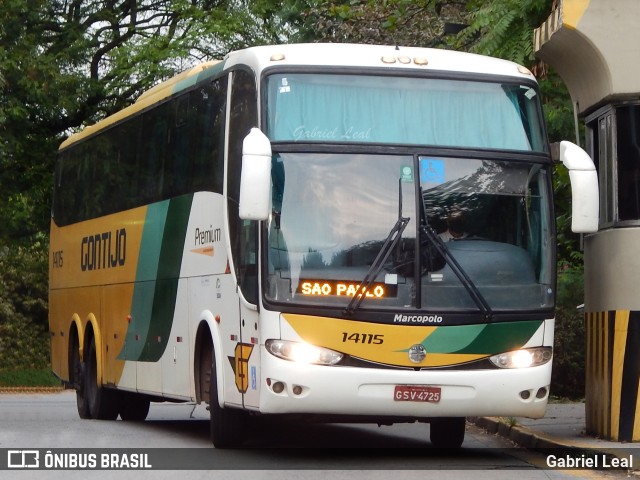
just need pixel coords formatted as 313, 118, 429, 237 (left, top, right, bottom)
227, 69, 259, 304
53, 76, 228, 226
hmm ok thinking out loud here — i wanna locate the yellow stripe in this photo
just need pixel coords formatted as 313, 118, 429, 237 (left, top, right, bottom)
49, 207, 148, 386
634, 373, 640, 440
587, 312, 596, 433
603, 311, 610, 438
283, 314, 485, 368
49, 207, 147, 289
593, 312, 604, 432
585, 313, 592, 431
611, 310, 630, 440
562, 0, 590, 29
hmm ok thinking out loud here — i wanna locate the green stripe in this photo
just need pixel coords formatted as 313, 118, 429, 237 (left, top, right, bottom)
142, 195, 193, 361
421, 320, 543, 354
118, 195, 193, 362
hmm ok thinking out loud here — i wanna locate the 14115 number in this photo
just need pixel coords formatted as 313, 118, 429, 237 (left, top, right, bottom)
341, 332, 384, 344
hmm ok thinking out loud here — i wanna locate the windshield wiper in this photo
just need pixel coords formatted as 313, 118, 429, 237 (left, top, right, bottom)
419, 187, 493, 321
344, 181, 409, 316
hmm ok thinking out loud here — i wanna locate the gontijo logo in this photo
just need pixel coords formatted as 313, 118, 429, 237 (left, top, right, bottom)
81, 228, 126, 271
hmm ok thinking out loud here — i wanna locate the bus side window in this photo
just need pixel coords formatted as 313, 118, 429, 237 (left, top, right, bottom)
227, 69, 259, 304
163, 95, 192, 198
53, 151, 78, 226
189, 77, 227, 194
139, 104, 169, 203
114, 116, 141, 213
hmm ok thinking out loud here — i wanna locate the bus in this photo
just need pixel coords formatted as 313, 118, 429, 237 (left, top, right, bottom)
49, 43, 598, 448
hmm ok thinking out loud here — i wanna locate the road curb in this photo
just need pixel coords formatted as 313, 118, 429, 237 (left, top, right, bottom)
471, 416, 561, 449
0, 386, 65, 394
470, 416, 639, 471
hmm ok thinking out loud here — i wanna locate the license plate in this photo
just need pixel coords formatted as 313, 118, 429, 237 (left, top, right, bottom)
394, 385, 441, 403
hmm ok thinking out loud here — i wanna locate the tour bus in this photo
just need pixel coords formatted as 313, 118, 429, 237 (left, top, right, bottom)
49, 43, 598, 448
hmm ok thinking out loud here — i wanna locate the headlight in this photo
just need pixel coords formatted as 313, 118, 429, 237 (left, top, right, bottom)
489, 347, 552, 369
266, 339, 343, 365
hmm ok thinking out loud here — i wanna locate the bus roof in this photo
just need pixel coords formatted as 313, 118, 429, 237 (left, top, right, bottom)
60, 43, 535, 150
225, 43, 534, 79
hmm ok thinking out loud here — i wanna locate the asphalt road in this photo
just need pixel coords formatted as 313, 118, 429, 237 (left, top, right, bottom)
0, 391, 626, 480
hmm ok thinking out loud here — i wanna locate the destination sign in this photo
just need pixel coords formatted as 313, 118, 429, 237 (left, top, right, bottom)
297, 280, 397, 298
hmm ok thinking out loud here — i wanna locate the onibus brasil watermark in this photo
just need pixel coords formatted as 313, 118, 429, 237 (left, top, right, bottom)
6, 450, 151, 470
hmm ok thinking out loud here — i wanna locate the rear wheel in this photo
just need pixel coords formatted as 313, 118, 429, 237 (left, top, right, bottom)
209, 347, 246, 448
85, 336, 120, 420
429, 417, 466, 448
70, 335, 91, 419
119, 393, 150, 421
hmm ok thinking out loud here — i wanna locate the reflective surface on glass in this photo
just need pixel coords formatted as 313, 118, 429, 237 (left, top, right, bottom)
265, 153, 553, 313
266, 73, 547, 152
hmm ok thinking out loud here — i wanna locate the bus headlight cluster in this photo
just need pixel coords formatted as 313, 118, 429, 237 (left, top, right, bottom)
489, 347, 552, 369
266, 339, 343, 365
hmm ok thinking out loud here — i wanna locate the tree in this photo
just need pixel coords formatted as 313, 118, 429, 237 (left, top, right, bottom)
0, 0, 293, 241
0, 0, 294, 372
297, 0, 467, 46
455, 0, 552, 65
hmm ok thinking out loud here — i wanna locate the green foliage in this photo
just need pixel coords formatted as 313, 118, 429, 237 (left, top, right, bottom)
0, 368, 61, 387
0, 0, 295, 243
455, 0, 552, 65
551, 264, 586, 399
0, 235, 50, 372
539, 70, 583, 265
0, 0, 299, 376
300, 0, 467, 46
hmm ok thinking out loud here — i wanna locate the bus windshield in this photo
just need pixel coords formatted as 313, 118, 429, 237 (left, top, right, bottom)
266, 73, 547, 152
265, 153, 554, 313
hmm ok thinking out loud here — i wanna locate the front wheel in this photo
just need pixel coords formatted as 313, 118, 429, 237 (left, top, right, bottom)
429, 417, 466, 448
209, 348, 246, 448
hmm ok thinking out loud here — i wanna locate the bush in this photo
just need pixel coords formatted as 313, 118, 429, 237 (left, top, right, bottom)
0, 368, 61, 387
0, 235, 50, 373
551, 263, 586, 400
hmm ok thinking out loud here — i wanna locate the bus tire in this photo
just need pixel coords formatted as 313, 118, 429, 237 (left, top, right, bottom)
209, 348, 246, 448
85, 336, 120, 420
70, 335, 91, 419
119, 393, 150, 421
429, 417, 466, 448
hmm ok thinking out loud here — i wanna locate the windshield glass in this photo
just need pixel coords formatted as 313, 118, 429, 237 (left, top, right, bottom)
266, 73, 547, 152
265, 153, 554, 313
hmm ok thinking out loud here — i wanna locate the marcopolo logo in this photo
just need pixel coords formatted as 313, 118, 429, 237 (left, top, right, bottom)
393, 314, 443, 324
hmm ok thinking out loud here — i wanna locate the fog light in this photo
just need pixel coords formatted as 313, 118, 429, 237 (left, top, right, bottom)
272, 381, 285, 394
292, 385, 303, 396
536, 387, 548, 399
520, 390, 531, 400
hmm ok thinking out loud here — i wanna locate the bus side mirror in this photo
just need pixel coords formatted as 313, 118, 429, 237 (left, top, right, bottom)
559, 141, 599, 233
239, 128, 272, 220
